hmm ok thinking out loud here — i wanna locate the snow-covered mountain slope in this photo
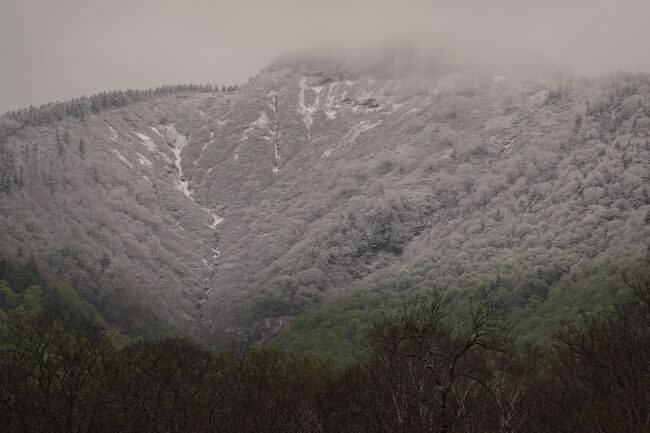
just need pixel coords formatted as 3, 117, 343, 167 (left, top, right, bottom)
1, 59, 649, 342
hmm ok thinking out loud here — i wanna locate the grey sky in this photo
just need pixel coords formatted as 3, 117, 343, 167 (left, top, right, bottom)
2, 0, 650, 113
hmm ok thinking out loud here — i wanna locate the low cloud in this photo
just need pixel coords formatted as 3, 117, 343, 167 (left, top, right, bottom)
2, 0, 649, 112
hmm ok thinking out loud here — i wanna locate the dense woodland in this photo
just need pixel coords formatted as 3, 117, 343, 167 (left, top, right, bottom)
1, 255, 649, 433
1, 69, 649, 349
256, 71, 650, 357
0, 256, 167, 339
0, 82, 241, 141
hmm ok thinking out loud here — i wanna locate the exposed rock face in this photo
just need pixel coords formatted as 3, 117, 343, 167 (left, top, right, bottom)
1, 59, 649, 343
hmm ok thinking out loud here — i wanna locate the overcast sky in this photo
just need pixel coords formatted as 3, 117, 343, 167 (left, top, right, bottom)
2, 0, 650, 113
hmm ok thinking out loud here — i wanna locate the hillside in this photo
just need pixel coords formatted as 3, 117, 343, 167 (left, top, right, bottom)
1, 56, 649, 345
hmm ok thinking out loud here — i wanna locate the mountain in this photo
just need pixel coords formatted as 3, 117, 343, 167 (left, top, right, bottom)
1, 54, 649, 346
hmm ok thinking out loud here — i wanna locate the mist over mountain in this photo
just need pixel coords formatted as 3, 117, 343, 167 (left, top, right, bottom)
4, 0, 650, 113
1, 50, 648, 347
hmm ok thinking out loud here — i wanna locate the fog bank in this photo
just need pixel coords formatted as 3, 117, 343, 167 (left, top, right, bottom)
2, 0, 649, 112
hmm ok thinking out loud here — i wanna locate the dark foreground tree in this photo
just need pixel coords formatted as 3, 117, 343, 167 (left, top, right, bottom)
0, 315, 113, 432
1, 274, 649, 433
353, 291, 512, 433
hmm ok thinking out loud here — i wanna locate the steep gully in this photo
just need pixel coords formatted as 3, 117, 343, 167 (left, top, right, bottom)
163, 125, 222, 310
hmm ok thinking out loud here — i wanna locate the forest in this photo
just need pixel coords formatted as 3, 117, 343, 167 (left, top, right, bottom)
1, 65, 649, 348
0, 82, 241, 142
1, 256, 649, 433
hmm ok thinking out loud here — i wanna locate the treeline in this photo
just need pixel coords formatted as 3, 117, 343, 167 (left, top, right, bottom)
1, 273, 649, 433
1, 82, 241, 135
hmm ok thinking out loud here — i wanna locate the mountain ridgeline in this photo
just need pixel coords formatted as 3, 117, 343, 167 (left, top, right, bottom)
0, 54, 649, 347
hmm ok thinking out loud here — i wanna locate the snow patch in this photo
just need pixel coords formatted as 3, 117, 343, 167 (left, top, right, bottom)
346, 120, 382, 143
149, 126, 163, 137
108, 125, 118, 140
324, 82, 340, 120
269, 90, 280, 173
359, 119, 382, 133
241, 112, 271, 143
209, 213, 224, 229
134, 132, 157, 152
136, 152, 152, 167
163, 124, 224, 229
195, 131, 215, 166
264, 89, 278, 115
253, 111, 269, 128
163, 125, 191, 198
298, 76, 320, 132
321, 149, 333, 158
273, 135, 280, 172
112, 150, 133, 168
198, 110, 206, 117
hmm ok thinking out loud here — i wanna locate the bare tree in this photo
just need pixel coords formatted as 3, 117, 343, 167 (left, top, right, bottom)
369, 290, 511, 433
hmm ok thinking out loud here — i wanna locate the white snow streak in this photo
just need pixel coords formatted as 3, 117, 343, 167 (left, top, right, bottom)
136, 152, 152, 167
241, 112, 271, 143
149, 126, 163, 137
346, 120, 382, 143
195, 131, 215, 166
108, 126, 118, 140
112, 150, 133, 168
134, 132, 157, 152
298, 76, 320, 132
209, 214, 224, 229
269, 90, 280, 174
164, 125, 191, 199
324, 82, 340, 120
163, 124, 224, 229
